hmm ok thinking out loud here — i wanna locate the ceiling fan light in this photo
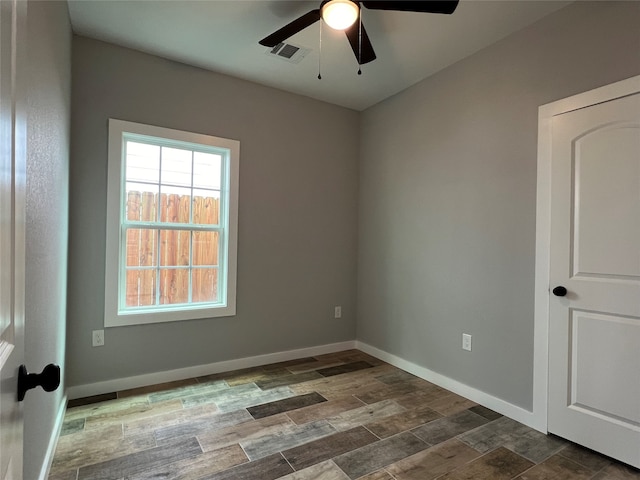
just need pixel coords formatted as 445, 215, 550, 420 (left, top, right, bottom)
321, 0, 359, 30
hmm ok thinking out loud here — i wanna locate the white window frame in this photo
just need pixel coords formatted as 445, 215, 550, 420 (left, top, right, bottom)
104, 119, 239, 327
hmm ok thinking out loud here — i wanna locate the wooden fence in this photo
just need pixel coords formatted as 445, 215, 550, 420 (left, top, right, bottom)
125, 191, 220, 307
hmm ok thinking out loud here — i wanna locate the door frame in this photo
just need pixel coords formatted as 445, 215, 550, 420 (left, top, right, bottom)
0, 0, 27, 478
533, 74, 640, 433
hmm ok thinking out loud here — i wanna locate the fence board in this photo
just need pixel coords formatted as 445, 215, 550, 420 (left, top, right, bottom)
140, 191, 157, 303
125, 192, 141, 306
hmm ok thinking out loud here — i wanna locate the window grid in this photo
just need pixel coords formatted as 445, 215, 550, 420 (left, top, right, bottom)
121, 228, 222, 308
120, 136, 225, 311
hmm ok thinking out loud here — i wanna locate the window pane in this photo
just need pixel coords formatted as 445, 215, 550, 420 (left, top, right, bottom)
126, 183, 158, 221
192, 268, 218, 303
159, 268, 189, 305
159, 187, 191, 224
193, 231, 219, 266
192, 190, 220, 225
125, 269, 156, 307
159, 229, 190, 266
126, 228, 158, 267
193, 152, 221, 190
126, 141, 160, 184
161, 146, 192, 187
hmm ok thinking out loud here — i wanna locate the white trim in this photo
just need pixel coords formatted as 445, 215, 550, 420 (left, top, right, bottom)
356, 341, 541, 431
533, 75, 640, 434
105, 118, 240, 327
37, 395, 67, 480
66, 341, 357, 400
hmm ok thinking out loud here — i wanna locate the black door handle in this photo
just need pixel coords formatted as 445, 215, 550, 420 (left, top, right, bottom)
552, 286, 568, 297
18, 364, 60, 401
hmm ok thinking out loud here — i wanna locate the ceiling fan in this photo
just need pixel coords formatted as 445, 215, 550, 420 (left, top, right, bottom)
259, 0, 460, 65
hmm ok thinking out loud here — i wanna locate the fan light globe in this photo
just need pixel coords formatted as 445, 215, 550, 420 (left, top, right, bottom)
321, 0, 359, 30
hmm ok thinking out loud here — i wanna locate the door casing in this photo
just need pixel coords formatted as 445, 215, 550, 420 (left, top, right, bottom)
533, 74, 640, 433
0, 0, 27, 478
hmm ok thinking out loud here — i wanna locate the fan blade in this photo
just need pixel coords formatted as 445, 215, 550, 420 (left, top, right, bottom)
362, 1, 459, 14
345, 21, 376, 65
259, 9, 321, 47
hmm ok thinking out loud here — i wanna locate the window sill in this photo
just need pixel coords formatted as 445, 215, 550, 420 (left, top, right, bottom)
104, 304, 236, 327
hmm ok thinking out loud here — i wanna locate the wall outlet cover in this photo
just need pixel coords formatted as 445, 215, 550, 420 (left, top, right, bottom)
93, 329, 105, 347
462, 333, 472, 351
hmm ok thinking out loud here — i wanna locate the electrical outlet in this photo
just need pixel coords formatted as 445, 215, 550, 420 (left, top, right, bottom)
334, 306, 342, 319
92, 329, 105, 347
462, 333, 472, 352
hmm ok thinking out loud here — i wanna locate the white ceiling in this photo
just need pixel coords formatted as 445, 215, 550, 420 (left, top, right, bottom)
67, 0, 571, 111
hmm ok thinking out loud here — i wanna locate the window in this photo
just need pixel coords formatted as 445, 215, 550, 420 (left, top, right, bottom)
105, 119, 239, 326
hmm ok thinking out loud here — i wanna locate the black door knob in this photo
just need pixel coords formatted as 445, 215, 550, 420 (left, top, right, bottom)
552, 286, 568, 297
17, 363, 60, 401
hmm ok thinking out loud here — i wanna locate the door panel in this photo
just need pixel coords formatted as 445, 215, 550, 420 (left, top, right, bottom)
548, 91, 640, 468
571, 310, 640, 424
573, 125, 640, 277
0, 0, 26, 479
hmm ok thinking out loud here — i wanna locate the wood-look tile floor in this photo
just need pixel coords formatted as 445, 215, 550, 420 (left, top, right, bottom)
49, 350, 640, 480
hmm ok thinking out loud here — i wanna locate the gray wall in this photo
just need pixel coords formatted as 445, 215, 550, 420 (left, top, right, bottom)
24, 1, 71, 478
357, 0, 640, 410
67, 37, 359, 387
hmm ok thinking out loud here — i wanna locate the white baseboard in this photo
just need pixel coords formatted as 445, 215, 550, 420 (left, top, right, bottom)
66, 341, 357, 400
355, 341, 544, 433
66, 339, 544, 435
38, 394, 68, 480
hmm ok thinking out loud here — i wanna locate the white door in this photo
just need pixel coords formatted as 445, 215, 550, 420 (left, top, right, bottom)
0, 0, 26, 479
548, 82, 640, 468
